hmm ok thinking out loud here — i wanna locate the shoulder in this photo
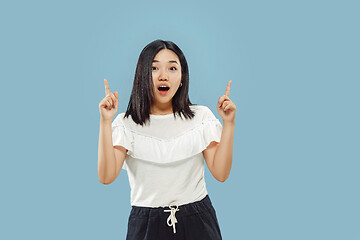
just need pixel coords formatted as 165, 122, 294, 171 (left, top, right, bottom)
190, 104, 217, 121
111, 112, 127, 127
190, 104, 210, 114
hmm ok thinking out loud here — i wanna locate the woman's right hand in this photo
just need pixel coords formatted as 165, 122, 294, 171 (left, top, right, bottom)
99, 79, 119, 122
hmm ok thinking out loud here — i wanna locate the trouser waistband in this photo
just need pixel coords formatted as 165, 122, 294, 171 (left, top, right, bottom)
130, 194, 213, 218
129, 195, 213, 234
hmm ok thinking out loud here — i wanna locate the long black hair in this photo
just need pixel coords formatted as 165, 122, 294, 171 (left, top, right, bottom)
124, 39, 196, 126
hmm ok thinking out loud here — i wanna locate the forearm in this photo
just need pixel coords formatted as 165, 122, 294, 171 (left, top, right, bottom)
213, 121, 235, 182
98, 119, 116, 184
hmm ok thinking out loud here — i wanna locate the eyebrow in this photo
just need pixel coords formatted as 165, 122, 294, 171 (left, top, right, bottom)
152, 60, 179, 65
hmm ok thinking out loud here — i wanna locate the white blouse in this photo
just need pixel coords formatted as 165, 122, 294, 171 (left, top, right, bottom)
111, 104, 223, 208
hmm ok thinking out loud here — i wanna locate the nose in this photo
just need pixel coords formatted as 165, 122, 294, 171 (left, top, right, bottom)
159, 70, 168, 81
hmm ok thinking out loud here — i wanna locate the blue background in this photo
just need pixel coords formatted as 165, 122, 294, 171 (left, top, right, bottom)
1, 0, 359, 239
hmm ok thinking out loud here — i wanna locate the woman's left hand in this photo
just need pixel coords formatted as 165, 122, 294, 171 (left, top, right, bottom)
217, 80, 236, 124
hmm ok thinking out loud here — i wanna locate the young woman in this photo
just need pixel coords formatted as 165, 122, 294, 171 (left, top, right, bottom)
98, 39, 236, 239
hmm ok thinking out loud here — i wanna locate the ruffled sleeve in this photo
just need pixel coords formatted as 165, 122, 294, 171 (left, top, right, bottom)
111, 113, 134, 170
200, 106, 223, 149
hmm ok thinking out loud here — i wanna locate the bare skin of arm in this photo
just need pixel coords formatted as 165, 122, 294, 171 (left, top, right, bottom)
98, 119, 128, 184
203, 121, 235, 182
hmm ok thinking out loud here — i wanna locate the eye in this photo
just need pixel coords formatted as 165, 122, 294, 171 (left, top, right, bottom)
151, 66, 157, 70
170, 67, 177, 71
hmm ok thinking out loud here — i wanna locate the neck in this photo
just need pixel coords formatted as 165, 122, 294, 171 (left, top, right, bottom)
150, 102, 173, 115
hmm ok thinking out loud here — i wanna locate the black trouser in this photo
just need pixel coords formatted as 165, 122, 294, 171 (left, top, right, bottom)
126, 195, 222, 240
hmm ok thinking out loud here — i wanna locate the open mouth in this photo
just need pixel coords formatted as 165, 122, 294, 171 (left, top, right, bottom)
158, 86, 170, 95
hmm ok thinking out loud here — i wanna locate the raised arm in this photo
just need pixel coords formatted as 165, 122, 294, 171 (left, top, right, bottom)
203, 81, 236, 182
97, 79, 121, 184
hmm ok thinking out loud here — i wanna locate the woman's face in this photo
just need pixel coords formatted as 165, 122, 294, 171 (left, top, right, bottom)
151, 49, 182, 105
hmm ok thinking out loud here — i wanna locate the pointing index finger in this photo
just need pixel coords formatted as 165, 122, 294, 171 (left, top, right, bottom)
225, 80, 232, 97
104, 79, 111, 96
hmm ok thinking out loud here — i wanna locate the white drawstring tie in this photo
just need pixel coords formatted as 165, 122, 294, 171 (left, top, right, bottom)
164, 204, 179, 234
